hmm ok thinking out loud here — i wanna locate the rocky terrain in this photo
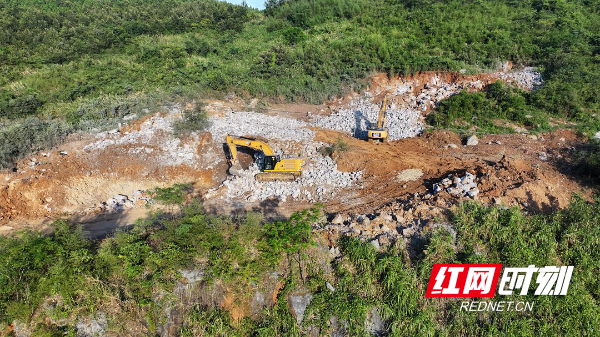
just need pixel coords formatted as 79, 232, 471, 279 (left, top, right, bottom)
2, 68, 597, 337
0, 68, 589, 240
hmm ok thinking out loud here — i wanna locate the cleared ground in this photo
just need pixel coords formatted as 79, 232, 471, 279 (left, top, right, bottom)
0, 70, 590, 236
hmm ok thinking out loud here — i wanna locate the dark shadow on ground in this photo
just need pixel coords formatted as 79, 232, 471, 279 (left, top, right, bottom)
549, 140, 600, 191
353, 110, 370, 139
72, 208, 155, 240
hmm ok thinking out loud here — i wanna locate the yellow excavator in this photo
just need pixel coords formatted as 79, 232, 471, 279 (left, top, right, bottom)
367, 95, 388, 142
226, 135, 306, 182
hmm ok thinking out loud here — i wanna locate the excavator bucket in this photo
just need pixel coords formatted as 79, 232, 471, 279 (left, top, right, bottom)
228, 163, 244, 176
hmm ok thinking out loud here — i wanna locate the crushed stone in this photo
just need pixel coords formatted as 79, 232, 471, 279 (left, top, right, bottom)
208, 111, 314, 143
206, 155, 363, 203
312, 96, 424, 141
83, 113, 198, 166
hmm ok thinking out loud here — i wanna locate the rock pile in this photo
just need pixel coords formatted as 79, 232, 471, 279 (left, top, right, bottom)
100, 190, 151, 213
76, 313, 108, 337
207, 155, 362, 203
466, 135, 479, 146
312, 96, 424, 140
432, 172, 479, 198
498, 67, 543, 90
312, 68, 543, 141
208, 111, 315, 142
83, 114, 199, 166
323, 213, 399, 245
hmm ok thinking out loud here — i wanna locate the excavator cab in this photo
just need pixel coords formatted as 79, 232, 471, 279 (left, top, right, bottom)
262, 155, 280, 171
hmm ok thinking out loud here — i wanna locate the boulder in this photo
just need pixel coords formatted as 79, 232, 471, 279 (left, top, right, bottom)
326, 282, 336, 292
76, 313, 108, 337
377, 234, 392, 247
288, 293, 313, 324
358, 215, 371, 227
402, 227, 416, 237
331, 214, 345, 225
466, 135, 479, 146
365, 307, 386, 336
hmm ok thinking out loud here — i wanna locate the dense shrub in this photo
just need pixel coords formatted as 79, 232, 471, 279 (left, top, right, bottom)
0, 93, 44, 118
1, 192, 600, 334
0, 117, 70, 168
172, 105, 210, 137
1, 0, 598, 118
0, 200, 321, 328
428, 81, 549, 133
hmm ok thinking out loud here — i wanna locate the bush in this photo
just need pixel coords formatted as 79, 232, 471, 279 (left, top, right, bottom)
0, 117, 71, 168
564, 141, 600, 188
318, 136, 351, 158
0, 220, 90, 323
280, 27, 306, 45
0, 94, 44, 118
172, 104, 210, 137
427, 81, 550, 133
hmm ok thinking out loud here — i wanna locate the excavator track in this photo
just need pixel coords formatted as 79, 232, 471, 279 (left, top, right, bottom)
255, 172, 300, 182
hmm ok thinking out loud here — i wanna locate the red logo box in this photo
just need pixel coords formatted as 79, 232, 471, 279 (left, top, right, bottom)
426, 264, 502, 297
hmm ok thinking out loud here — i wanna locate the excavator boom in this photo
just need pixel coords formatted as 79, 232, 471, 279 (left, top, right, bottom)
227, 135, 275, 160
377, 94, 387, 129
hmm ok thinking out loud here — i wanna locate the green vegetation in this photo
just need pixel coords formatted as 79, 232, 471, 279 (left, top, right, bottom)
1, 191, 599, 335
319, 136, 351, 158
6, 0, 600, 111
0, 0, 599, 164
428, 80, 600, 135
0, 117, 71, 168
149, 182, 193, 216
564, 140, 600, 189
183, 196, 600, 336
300, 197, 599, 335
173, 104, 210, 137
0, 196, 319, 333
427, 81, 552, 134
